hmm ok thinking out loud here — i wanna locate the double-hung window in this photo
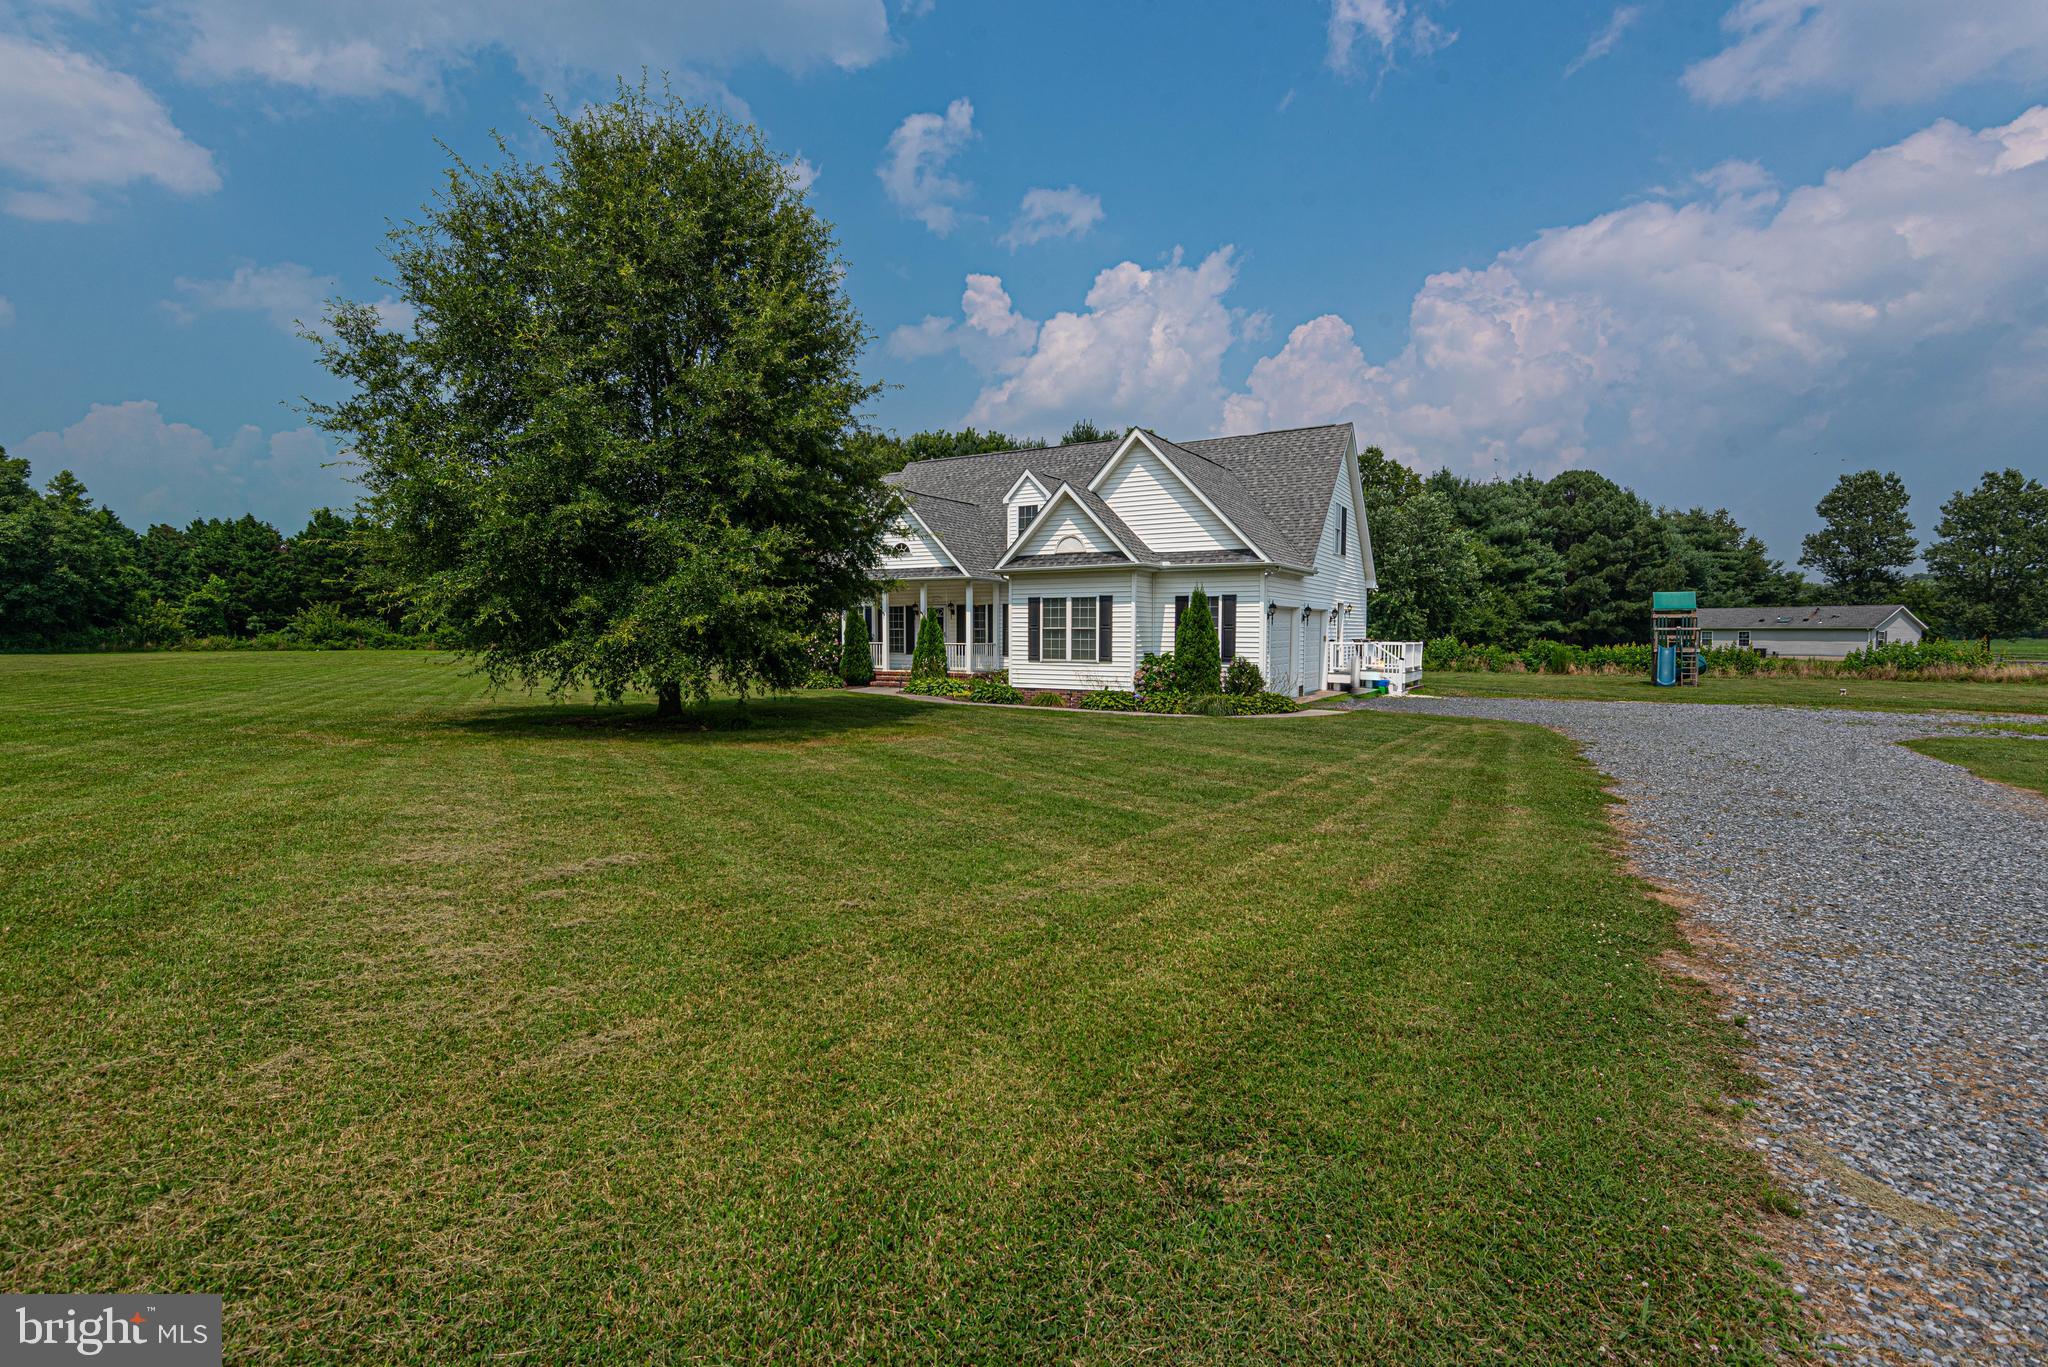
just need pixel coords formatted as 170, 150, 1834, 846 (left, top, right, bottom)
1736, 629, 1751, 650
1875, 629, 1889, 647
1068, 597, 1097, 661
1041, 598, 1066, 659
1014, 504, 1040, 541
973, 603, 993, 645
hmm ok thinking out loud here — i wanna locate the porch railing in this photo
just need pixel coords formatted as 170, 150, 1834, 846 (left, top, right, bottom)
1326, 639, 1425, 692
871, 642, 1003, 673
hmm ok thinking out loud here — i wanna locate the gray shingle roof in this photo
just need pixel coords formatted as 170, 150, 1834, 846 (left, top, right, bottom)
1697, 604, 1913, 630
1002, 551, 1132, 569
880, 424, 1352, 577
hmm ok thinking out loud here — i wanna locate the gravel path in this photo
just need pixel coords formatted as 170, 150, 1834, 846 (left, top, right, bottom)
1377, 697, 2048, 1364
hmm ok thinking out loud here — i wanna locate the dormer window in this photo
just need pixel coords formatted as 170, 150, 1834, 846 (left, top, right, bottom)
1014, 503, 1040, 540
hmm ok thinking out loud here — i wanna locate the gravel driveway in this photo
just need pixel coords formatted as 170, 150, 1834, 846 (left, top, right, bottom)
1378, 697, 2048, 1364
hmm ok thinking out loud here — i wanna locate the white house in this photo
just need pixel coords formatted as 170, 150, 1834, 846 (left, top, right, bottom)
1697, 604, 1928, 658
849, 424, 1421, 696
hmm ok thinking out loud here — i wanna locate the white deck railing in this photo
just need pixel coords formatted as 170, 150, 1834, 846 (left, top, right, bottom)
1326, 639, 1425, 693
872, 642, 1002, 673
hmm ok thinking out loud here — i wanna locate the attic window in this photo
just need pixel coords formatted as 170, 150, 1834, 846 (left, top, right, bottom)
1014, 503, 1040, 540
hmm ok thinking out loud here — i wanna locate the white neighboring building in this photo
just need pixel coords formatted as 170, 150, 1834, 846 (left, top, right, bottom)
852, 424, 1419, 696
1697, 604, 1928, 658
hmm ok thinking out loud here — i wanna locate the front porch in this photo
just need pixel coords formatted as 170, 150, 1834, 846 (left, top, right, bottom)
848, 576, 1009, 677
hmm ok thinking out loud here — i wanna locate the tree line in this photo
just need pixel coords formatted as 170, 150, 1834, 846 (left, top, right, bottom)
1360, 451, 2048, 646
2, 449, 391, 649
8, 434, 2043, 652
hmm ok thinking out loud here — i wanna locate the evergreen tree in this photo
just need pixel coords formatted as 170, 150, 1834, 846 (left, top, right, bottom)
1174, 587, 1222, 693
840, 609, 875, 685
1060, 419, 1121, 445
909, 606, 949, 679
1537, 470, 1662, 645
307, 86, 892, 715
1799, 471, 1916, 599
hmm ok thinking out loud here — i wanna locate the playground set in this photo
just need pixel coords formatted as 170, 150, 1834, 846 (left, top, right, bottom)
1651, 590, 1703, 687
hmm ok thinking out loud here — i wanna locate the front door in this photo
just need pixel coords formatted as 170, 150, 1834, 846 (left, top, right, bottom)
1267, 609, 1295, 696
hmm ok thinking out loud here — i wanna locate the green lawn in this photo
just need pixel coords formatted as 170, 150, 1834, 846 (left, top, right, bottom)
1904, 736, 2048, 798
1, 652, 1802, 1363
1992, 637, 2048, 662
1422, 669, 2048, 715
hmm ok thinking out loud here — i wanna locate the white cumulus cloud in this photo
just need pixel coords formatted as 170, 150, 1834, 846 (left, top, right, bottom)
1000, 186, 1103, 250
14, 401, 353, 528
898, 247, 1249, 437
155, 0, 896, 104
1326, 0, 1457, 78
877, 97, 976, 234
0, 33, 220, 221
1685, 0, 2048, 107
784, 154, 819, 194
1221, 105, 2048, 530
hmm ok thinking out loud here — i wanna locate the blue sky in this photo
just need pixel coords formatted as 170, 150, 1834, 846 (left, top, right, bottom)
3, 1, 2046, 561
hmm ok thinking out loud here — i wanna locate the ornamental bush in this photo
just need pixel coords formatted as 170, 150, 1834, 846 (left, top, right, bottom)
1134, 651, 1177, 702
1174, 588, 1222, 694
1026, 691, 1068, 707
1223, 690, 1298, 715
968, 673, 1023, 704
1223, 656, 1265, 695
1078, 689, 1141, 711
909, 608, 949, 679
840, 610, 875, 685
904, 675, 968, 698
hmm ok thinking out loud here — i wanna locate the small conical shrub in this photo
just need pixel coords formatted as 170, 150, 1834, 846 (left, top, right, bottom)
841, 610, 875, 686
1175, 587, 1222, 694
910, 607, 950, 679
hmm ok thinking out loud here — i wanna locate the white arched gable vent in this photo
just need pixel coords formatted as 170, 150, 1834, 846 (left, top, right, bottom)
1054, 533, 1084, 554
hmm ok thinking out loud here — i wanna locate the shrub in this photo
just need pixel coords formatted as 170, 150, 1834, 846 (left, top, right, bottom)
1078, 689, 1141, 711
1184, 694, 1234, 716
1223, 657, 1265, 695
1026, 691, 1068, 707
1134, 651, 1177, 702
840, 610, 875, 685
284, 602, 405, 649
1224, 691, 1299, 715
1173, 588, 1222, 694
968, 673, 1023, 704
909, 608, 949, 679
903, 675, 968, 698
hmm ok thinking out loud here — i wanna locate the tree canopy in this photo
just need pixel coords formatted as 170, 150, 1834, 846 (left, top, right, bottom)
1925, 469, 2048, 640
306, 87, 893, 713
1799, 470, 1917, 600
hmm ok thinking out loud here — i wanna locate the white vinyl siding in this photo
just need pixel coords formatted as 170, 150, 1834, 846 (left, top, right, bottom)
1098, 444, 1236, 553
1297, 459, 1370, 639
1152, 568, 1269, 670
1006, 473, 1048, 544
1017, 505, 1110, 557
1007, 571, 1134, 691
881, 519, 955, 571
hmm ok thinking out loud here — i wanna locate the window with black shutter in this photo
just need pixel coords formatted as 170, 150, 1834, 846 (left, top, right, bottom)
1337, 506, 1348, 557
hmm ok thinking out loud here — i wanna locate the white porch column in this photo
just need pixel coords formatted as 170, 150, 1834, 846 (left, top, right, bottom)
879, 591, 889, 668
964, 581, 975, 672
918, 584, 928, 664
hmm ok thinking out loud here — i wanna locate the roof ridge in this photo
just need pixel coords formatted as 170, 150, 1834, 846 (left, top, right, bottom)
1185, 422, 1352, 444
893, 437, 1115, 469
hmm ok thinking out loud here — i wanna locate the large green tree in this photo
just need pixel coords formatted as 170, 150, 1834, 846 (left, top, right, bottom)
307, 88, 893, 714
1925, 469, 2048, 640
1799, 470, 1916, 600
1536, 470, 1661, 645
0, 456, 143, 647
1368, 488, 1482, 641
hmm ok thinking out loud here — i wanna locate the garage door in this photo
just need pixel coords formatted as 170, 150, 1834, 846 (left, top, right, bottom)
1267, 609, 1295, 696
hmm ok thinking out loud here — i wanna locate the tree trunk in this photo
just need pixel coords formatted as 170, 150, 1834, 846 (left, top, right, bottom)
655, 680, 683, 719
